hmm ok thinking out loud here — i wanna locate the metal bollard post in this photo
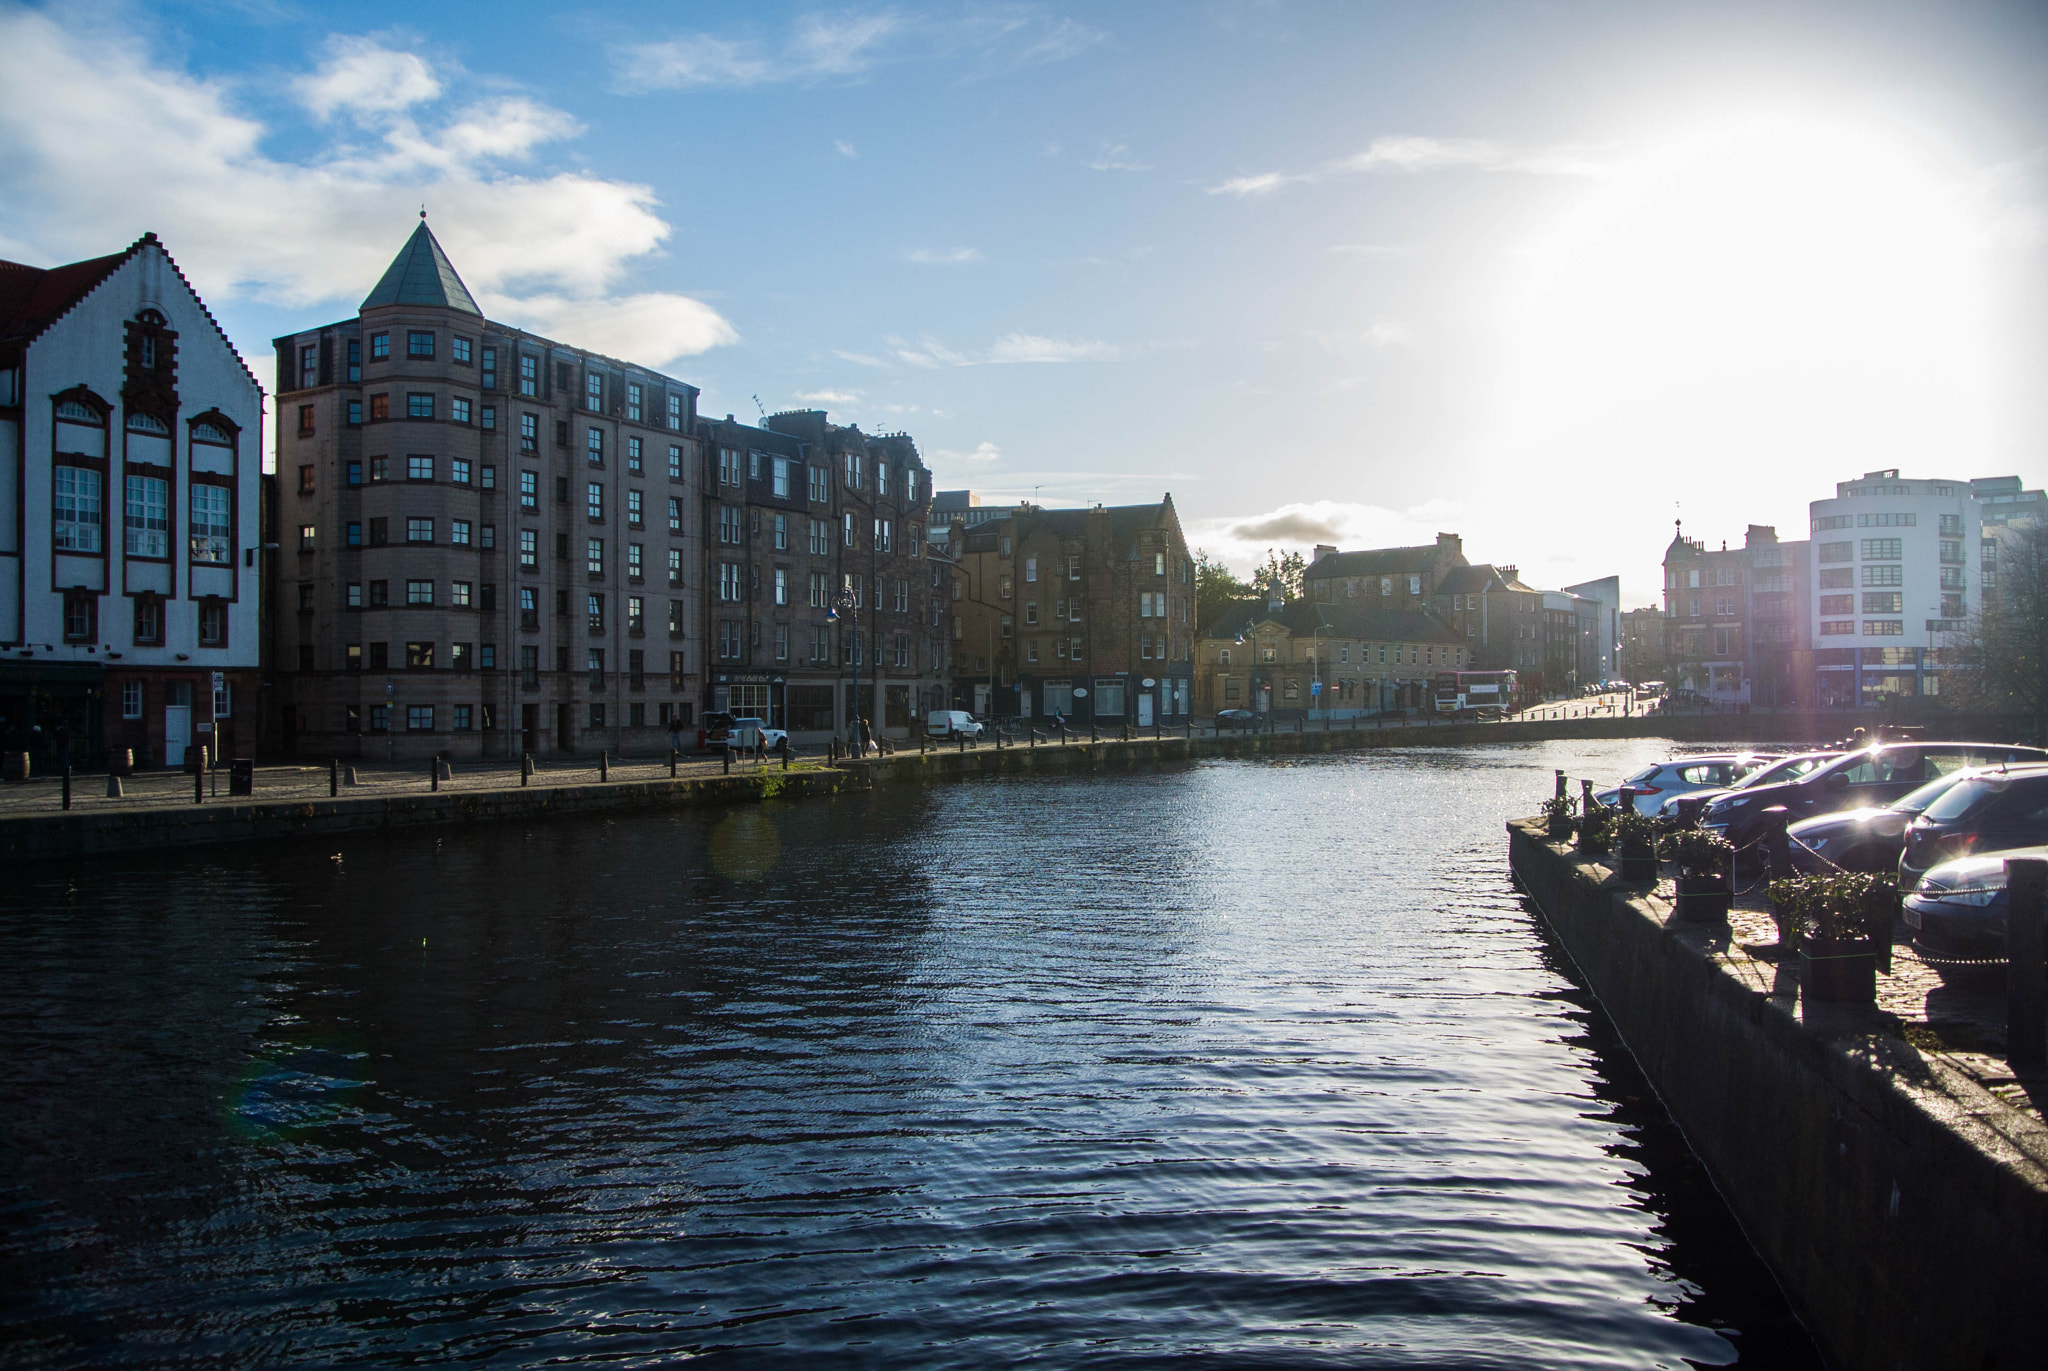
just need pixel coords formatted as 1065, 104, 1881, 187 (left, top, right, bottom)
106, 772, 122, 799
61, 765, 71, 811
782, 744, 791, 772
430, 758, 439, 792
670, 748, 679, 778
1580, 778, 1595, 817
959, 731, 966, 754
600, 750, 609, 782
1555, 769, 1567, 800
194, 768, 204, 804
522, 753, 533, 787
2007, 858, 2047, 1072
722, 747, 732, 775
330, 758, 339, 797
1620, 786, 1635, 816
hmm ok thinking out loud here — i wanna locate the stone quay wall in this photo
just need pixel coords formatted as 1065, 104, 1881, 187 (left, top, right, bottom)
1508, 818, 2048, 1371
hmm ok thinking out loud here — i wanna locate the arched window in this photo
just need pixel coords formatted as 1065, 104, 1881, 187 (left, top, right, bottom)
126, 413, 170, 435
192, 422, 232, 446
56, 399, 102, 423
137, 308, 166, 327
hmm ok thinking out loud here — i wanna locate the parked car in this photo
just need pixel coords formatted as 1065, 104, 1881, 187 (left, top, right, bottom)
1658, 750, 1843, 820
698, 712, 787, 751
1783, 765, 2012, 875
1898, 764, 2048, 892
928, 710, 985, 739
1903, 843, 2048, 965
1699, 742, 2048, 852
1214, 709, 1259, 730
1597, 753, 1780, 816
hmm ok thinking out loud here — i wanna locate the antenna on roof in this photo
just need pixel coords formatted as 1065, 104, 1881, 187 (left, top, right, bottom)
753, 394, 766, 420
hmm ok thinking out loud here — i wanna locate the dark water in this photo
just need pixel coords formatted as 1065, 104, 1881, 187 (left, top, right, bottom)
0, 742, 1820, 1368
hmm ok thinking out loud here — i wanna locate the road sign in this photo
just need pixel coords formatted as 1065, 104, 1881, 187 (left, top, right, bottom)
1310, 681, 1322, 696
386, 679, 397, 697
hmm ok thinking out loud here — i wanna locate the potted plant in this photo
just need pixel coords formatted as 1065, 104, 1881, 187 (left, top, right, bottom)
1540, 794, 1576, 841
1768, 873, 1892, 1004
1614, 808, 1659, 883
1660, 828, 1733, 921
1575, 800, 1616, 857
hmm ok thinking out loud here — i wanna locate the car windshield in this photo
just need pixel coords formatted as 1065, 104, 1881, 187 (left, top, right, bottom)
1625, 766, 1662, 785
1892, 770, 1980, 816
1922, 776, 2006, 823
1734, 755, 1827, 789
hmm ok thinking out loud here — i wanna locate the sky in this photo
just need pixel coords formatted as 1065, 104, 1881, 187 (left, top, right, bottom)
2, 0, 2045, 606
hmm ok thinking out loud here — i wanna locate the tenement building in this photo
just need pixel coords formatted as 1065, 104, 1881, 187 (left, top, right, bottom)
700, 409, 947, 742
948, 497, 1193, 726
271, 220, 703, 760
1196, 585, 1466, 716
0, 233, 264, 770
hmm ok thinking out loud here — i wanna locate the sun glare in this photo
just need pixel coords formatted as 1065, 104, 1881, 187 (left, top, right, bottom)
1488, 110, 1994, 546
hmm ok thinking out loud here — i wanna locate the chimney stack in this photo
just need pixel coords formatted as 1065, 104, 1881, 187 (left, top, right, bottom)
1313, 544, 1337, 564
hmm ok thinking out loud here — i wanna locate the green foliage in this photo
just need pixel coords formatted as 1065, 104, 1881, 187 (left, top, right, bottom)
1258, 548, 1307, 602
1193, 549, 1254, 631
1767, 872, 1898, 943
1613, 807, 1657, 850
1576, 802, 1616, 853
1659, 827, 1731, 873
1540, 794, 1577, 823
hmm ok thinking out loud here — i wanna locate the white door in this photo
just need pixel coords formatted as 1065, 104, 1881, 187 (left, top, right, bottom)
164, 706, 191, 766
1137, 692, 1154, 726
973, 683, 990, 716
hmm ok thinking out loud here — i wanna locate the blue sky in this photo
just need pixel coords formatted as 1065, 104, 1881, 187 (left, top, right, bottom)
3, 0, 2044, 603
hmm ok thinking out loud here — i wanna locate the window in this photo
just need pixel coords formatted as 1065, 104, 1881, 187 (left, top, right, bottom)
133, 596, 162, 645
406, 517, 433, 544
123, 475, 169, 557
718, 621, 742, 660
774, 567, 789, 605
771, 512, 788, 550
517, 528, 539, 572
407, 331, 435, 359
586, 372, 604, 410
368, 579, 390, 608
719, 562, 742, 601
1863, 592, 1902, 614
407, 579, 434, 606
626, 383, 642, 423
587, 482, 604, 520
52, 467, 102, 552
587, 592, 606, 631
406, 393, 434, 419
628, 595, 645, 634
668, 548, 683, 586
1069, 559, 1082, 582
366, 332, 389, 362
668, 444, 682, 479
1864, 620, 1905, 636
877, 462, 890, 496
587, 427, 604, 463
844, 452, 862, 488
772, 457, 792, 498
810, 518, 830, 555
668, 394, 684, 431
198, 600, 226, 647
1818, 541, 1853, 563
1939, 565, 1966, 591
451, 397, 471, 425
1820, 619, 1855, 636
366, 394, 389, 422
188, 484, 230, 563
451, 581, 473, 608
1862, 564, 1902, 587
627, 489, 643, 525
1861, 538, 1903, 561
518, 355, 539, 397
808, 465, 827, 502
719, 505, 741, 545
407, 455, 434, 481
1820, 594, 1855, 616
875, 518, 892, 552
894, 578, 909, 613
627, 543, 644, 579
367, 456, 389, 483
585, 537, 606, 574
1025, 556, 1038, 583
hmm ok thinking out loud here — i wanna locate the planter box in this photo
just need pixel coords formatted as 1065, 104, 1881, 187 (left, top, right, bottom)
1547, 815, 1573, 841
1801, 939, 1877, 1004
1, 751, 27, 784
1619, 844, 1658, 883
1674, 870, 1732, 922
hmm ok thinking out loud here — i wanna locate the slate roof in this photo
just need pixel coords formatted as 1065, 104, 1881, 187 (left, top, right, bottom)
1303, 544, 1440, 580
1435, 564, 1506, 595
984, 497, 1181, 554
361, 218, 482, 315
1202, 598, 1462, 644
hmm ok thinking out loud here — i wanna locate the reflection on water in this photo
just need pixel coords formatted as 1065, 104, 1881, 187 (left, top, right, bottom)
0, 740, 1819, 1368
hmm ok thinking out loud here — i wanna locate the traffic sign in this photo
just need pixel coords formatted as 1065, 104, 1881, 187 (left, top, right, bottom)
1310, 681, 1322, 695
210, 670, 225, 690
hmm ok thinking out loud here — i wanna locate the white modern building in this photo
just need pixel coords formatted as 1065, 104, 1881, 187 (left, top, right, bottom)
1807, 469, 1985, 708
0, 234, 265, 769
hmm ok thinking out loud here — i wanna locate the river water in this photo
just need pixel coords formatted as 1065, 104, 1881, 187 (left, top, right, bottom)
0, 740, 1819, 1368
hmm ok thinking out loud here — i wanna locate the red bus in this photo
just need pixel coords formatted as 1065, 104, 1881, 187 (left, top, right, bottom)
1434, 670, 1516, 719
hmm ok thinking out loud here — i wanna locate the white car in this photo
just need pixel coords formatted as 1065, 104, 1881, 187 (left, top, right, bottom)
1596, 753, 1781, 815
1656, 750, 1843, 820
727, 716, 788, 750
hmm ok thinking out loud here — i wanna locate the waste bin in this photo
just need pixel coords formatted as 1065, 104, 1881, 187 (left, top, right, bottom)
229, 758, 254, 796
183, 744, 207, 775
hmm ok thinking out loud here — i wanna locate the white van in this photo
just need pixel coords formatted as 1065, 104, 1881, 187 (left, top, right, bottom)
927, 710, 985, 739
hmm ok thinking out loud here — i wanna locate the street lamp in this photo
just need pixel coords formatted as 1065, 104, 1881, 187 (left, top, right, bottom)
826, 588, 869, 751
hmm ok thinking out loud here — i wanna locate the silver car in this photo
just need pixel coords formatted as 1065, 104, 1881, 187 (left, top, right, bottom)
1597, 753, 1781, 816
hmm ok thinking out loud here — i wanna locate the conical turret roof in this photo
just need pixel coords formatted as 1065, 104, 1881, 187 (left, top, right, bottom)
361, 217, 481, 315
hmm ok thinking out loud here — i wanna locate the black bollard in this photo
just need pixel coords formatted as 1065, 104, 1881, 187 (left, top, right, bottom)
194, 768, 204, 805
781, 741, 791, 771
106, 773, 122, 799
430, 757, 439, 792
959, 731, 966, 754
600, 750, 609, 782
521, 753, 533, 787
61, 765, 70, 811
670, 748, 679, 778
2007, 858, 2047, 1072
330, 758, 339, 797
1555, 769, 1567, 801
722, 747, 732, 775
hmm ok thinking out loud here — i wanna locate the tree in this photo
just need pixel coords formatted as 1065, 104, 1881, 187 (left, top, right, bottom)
1258, 548, 1306, 601
1193, 549, 1253, 631
1946, 522, 2048, 743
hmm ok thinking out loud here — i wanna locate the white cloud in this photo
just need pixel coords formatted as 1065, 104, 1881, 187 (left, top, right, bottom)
834, 349, 889, 367
790, 11, 899, 75
1363, 319, 1411, 348
795, 388, 863, 404
886, 331, 1120, 367
295, 35, 441, 120
1089, 142, 1150, 172
1326, 242, 1415, 257
1185, 499, 1465, 573
931, 440, 1003, 467
611, 35, 774, 91
1208, 134, 1609, 197
904, 246, 982, 263
835, 139, 859, 158
0, 11, 734, 371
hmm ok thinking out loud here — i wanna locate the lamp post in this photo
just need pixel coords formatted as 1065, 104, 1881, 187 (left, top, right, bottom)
827, 588, 869, 752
